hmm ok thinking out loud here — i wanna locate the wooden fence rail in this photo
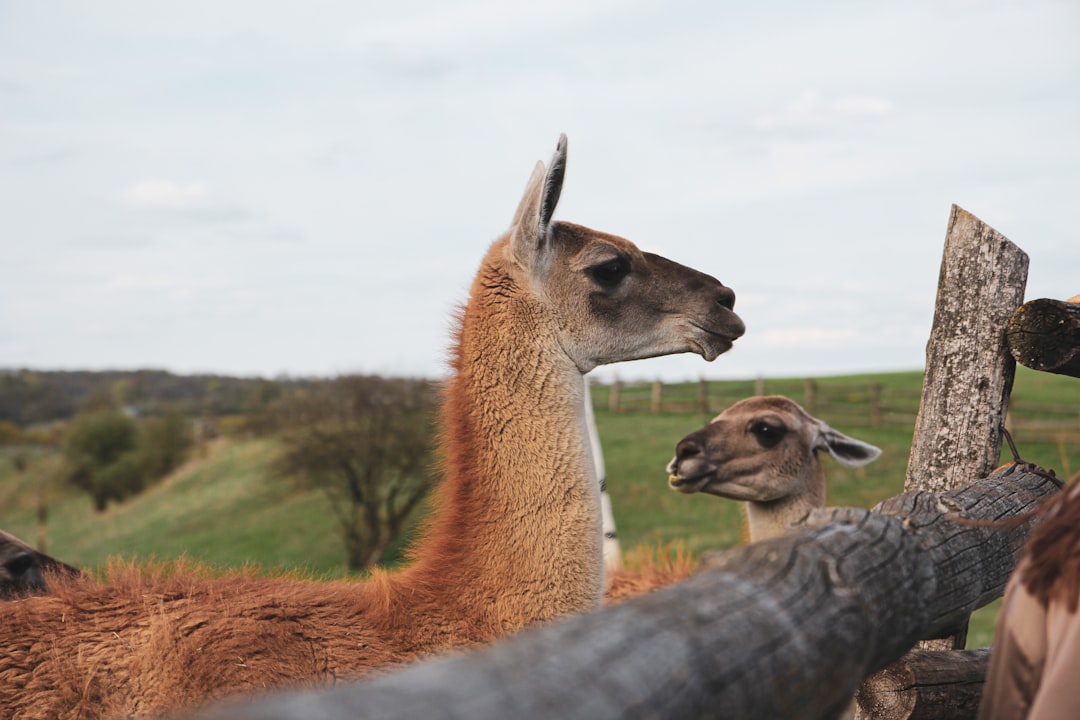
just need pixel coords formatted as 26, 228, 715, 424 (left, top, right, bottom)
186, 465, 1060, 720
596, 378, 1080, 437
601, 377, 918, 419
856, 648, 991, 720
1007, 297, 1080, 379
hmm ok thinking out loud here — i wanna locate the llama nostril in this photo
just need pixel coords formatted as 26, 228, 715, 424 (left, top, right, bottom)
715, 285, 736, 311
675, 438, 702, 464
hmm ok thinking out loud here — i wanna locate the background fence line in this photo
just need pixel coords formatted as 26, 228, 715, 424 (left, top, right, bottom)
594, 377, 1080, 439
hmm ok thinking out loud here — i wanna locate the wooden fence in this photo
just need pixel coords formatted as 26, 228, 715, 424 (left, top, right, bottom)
187, 466, 1061, 720
594, 377, 1080, 439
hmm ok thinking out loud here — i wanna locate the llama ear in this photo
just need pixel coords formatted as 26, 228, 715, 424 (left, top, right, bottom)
813, 423, 882, 467
540, 133, 567, 229
509, 134, 567, 273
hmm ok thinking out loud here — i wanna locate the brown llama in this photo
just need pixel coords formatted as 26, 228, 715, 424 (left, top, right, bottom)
0, 135, 745, 720
604, 395, 880, 602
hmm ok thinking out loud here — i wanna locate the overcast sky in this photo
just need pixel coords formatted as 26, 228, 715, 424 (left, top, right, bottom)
2, 0, 1077, 383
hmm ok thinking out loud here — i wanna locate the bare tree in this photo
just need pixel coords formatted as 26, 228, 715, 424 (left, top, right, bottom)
274, 376, 437, 571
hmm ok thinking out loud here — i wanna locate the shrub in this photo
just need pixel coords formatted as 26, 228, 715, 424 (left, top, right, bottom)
139, 409, 193, 479
64, 408, 140, 511
62, 407, 192, 511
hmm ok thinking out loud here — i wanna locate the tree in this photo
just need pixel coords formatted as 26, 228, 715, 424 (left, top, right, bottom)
61, 406, 193, 511
139, 408, 193, 478
274, 376, 437, 571
63, 408, 139, 511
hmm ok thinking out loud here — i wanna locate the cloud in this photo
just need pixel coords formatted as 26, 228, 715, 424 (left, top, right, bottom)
751, 89, 895, 133
759, 327, 860, 348
115, 179, 251, 223
9, 148, 79, 167
118, 179, 211, 210
342, 0, 639, 73
834, 96, 895, 117
2, 1, 1075, 381
0, 76, 31, 97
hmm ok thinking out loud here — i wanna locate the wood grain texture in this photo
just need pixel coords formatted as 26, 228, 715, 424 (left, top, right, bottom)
1006, 298, 1080, 379
894, 206, 1029, 666
856, 648, 990, 720
905, 205, 1029, 496
183, 466, 1059, 720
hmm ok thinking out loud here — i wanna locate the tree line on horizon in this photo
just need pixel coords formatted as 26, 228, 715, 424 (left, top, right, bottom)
0, 368, 326, 427
1, 369, 439, 572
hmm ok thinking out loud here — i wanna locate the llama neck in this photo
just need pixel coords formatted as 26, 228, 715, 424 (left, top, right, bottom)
745, 467, 826, 542
398, 247, 603, 634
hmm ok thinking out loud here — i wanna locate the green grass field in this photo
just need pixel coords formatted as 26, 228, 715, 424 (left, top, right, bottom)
1, 366, 1077, 648
591, 366, 1079, 646
595, 366, 1080, 558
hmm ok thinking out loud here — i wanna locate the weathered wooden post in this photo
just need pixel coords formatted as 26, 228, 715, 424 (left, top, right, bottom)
804, 378, 818, 414
755, 376, 766, 396
35, 473, 47, 554
697, 377, 710, 415
869, 383, 884, 428
905, 205, 1029, 496
650, 379, 662, 414
608, 377, 621, 413
855, 206, 1029, 720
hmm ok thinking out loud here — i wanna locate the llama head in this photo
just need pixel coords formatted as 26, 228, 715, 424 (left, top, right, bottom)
506, 134, 745, 373
667, 395, 881, 505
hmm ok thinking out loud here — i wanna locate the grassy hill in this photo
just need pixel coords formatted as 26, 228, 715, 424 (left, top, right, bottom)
1, 366, 1077, 648
0, 440, 414, 579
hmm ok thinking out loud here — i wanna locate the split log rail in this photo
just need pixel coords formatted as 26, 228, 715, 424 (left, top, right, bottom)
1007, 296, 1080, 380
186, 466, 1060, 720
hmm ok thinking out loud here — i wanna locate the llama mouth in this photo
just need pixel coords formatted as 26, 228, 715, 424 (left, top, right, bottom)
688, 321, 743, 361
668, 472, 716, 494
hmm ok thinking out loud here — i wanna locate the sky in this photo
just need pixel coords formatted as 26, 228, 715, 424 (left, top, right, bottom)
1, 0, 1077, 383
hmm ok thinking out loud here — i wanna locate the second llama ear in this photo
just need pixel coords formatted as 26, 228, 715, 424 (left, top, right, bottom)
509, 134, 567, 274
813, 422, 883, 467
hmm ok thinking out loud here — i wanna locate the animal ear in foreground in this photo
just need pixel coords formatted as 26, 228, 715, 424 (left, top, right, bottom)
0, 529, 81, 599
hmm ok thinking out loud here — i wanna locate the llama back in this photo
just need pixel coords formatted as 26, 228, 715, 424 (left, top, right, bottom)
0, 566, 426, 719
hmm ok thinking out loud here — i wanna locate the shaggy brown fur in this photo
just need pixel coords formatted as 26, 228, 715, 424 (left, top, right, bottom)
604, 542, 696, 604
0, 136, 744, 719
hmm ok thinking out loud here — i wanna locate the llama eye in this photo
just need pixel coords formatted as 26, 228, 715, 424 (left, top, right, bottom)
588, 257, 631, 288
750, 421, 786, 448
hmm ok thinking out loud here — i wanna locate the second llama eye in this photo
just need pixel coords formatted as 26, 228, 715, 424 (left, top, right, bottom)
749, 420, 786, 448
589, 257, 630, 288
